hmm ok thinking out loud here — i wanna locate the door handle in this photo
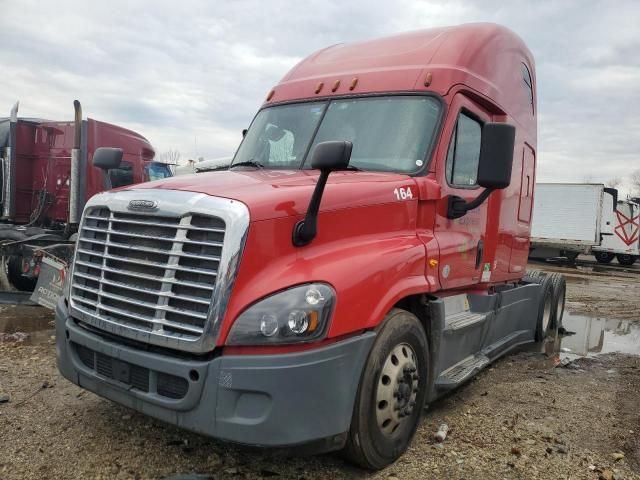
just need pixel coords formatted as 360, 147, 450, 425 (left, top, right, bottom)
475, 240, 484, 270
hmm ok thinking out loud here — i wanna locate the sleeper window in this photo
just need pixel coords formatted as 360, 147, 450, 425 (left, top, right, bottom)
446, 112, 482, 187
521, 63, 534, 114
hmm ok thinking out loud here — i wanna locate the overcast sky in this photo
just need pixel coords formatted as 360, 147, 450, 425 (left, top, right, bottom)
1, 0, 639, 194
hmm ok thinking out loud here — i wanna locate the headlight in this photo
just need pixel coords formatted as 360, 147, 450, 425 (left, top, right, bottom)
225, 283, 336, 346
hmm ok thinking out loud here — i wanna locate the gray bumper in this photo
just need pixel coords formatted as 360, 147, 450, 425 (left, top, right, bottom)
55, 298, 375, 449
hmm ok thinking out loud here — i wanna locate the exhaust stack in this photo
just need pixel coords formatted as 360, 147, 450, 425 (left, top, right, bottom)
69, 100, 82, 226
2, 101, 19, 220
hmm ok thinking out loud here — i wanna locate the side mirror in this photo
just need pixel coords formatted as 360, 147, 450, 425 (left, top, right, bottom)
242, 128, 248, 138
477, 123, 516, 190
310, 140, 352, 172
447, 123, 516, 220
293, 141, 353, 246
92, 147, 123, 170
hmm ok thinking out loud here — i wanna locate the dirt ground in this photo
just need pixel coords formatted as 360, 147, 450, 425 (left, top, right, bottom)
1, 262, 639, 480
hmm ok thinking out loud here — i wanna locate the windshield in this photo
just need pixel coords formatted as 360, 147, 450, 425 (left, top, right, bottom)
144, 162, 173, 181
232, 95, 441, 174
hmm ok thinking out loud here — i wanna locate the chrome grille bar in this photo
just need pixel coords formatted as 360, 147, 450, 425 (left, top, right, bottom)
81, 226, 224, 247
75, 249, 219, 276
78, 237, 220, 261
72, 271, 211, 305
85, 215, 226, 233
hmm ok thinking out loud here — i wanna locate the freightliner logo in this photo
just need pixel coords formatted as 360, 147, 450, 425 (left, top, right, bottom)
127, 199, 158, 211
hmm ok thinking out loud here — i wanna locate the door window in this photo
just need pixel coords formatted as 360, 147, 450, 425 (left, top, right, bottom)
109, 161, 134, 188
445, 112, 482, 187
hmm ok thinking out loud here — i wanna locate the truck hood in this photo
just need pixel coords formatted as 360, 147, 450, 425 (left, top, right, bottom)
132, 169, 416, 221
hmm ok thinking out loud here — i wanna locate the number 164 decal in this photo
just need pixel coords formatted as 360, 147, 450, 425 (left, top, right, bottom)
394, 187, 414, 200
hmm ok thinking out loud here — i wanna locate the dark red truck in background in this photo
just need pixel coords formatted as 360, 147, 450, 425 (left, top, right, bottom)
0, 101, 170, 296
56, 23, 565, 469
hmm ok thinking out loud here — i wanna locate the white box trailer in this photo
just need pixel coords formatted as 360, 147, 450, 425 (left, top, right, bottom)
529, 183, 639, 265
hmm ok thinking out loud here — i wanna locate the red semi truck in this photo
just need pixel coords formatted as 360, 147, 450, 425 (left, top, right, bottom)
56, 24, 565, 469
0, 101, 170, 296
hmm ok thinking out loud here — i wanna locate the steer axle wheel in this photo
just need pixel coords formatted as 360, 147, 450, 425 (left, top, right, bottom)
376, 343, 419, 435
343, 309, 428, 470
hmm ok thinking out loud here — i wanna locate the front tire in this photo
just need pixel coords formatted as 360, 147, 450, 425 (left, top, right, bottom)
343, 309, 428, 470
616, 254, 636, 266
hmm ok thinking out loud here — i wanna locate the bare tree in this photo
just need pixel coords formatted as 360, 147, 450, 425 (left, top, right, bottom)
605, 176, 623, 189
631, 169, 640, 196
158, 149, 181, 165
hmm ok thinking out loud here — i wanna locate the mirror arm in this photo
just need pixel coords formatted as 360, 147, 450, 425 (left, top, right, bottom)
292, 170, 331, 246
446, 188, 494, 220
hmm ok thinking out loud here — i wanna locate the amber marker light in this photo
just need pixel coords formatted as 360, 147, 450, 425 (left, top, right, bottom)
349, 77, 358, 90
266, 89, 275, 101
424, 72, 433, 87
315, 82, 324, 94
307, 311, 319, 332
332, 80, 341, 92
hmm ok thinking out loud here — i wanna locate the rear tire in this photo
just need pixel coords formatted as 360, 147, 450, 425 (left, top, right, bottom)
343, 309, 428, 470
594, 251, 615, 264
534, 276, 555, 341
525, 270, 545, 282
616, 254, 636, 266
546, 273, 566, 330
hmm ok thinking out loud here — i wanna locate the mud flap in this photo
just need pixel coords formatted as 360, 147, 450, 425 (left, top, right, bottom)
30, 255, 68, 310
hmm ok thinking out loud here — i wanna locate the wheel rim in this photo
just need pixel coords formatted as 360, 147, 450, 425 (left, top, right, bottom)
375, 343, 419, 437
555, 288, 565, 327
542, 294, 552, 333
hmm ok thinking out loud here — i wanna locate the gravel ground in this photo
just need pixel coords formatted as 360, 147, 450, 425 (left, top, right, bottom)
1, 263, 639, 480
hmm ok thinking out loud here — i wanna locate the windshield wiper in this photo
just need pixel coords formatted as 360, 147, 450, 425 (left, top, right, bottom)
230, 159, 264, 169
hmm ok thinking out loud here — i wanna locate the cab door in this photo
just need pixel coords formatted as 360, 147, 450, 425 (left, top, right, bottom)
433, 94, 492, 289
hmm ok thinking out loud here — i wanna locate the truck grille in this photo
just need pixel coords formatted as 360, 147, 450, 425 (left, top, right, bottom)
70, 207, 225, 340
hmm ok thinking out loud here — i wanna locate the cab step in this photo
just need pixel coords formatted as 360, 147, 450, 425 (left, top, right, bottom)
435, 354, 490, 389
443, 311, 489, 334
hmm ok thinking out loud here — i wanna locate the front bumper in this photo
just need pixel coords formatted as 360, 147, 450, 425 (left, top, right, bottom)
55, 298, 375, 450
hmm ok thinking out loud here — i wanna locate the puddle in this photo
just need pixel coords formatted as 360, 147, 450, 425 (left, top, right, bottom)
0, 306, 55, 345
538, 312, 640, 360
559, 313, 640, 358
